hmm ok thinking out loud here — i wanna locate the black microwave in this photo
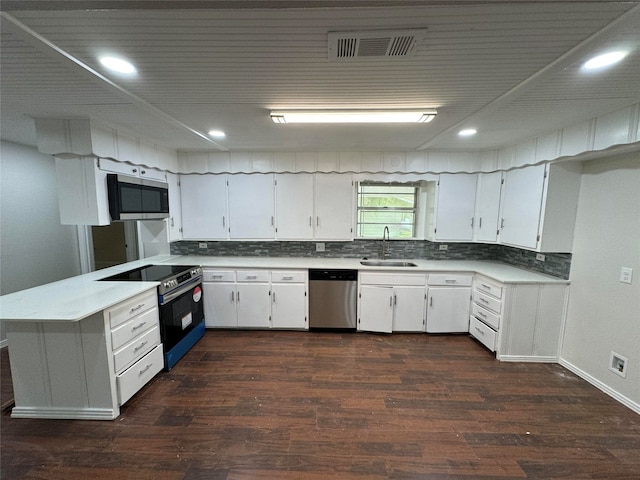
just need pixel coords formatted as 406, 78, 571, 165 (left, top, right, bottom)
106, 173, 170, 221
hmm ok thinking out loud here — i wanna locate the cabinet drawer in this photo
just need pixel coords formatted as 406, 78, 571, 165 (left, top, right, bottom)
470, 316, 496, 352
471, 303, 500, 330
117, 344, 164, 405
271, 270, 306, 283
107, 290, 158, 329
111, 307, 159, 351
113, 325, 161, 373
473, 290, 502, 314
474, 277, 503, 299
203, 270, 235, 282
427, 274, 472, 286
236, 270, 269, 282
360, 272, 426, 286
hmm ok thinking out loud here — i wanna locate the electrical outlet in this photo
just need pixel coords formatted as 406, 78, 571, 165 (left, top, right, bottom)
620, 267, 633, 284
536, 253, 546, 262
316, 242, 325, 252
439, 244, 448, 251
198, 242, 208, 249
609, 351, 628, 378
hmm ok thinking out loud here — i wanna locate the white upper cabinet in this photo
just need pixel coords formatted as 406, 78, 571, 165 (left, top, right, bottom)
473, 172, 503, 243
98, 158, 167, 182
275, 173, 314, 240
499, 165, 545, 249
180, 174, 229, 240
314, 173, 354, 240
434, 173, 478, 241
166, 172, 182, 242
55, 157, 110, 225
228, 174, 275, 239
499, 162, 581, 252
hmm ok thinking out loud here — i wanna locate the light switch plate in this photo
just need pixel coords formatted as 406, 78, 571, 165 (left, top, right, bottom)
620, 267, 633, 284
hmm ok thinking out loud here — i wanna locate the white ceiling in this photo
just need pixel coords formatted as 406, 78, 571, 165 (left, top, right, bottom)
1, 1, 639, 153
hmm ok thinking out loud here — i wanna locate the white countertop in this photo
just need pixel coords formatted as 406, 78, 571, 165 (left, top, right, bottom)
0, 255, 567, 322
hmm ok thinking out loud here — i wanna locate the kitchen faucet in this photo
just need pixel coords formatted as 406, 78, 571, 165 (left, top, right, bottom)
381, 226, 390, 258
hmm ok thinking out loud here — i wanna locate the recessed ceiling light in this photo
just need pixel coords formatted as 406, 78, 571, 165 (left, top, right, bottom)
582, 51, 628, 71
458, 128, 477, 137
98, 56, 137, 75
208, 130, 226, 138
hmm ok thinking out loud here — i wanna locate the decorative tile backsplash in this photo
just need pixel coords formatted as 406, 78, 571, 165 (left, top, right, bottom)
170, 240, 571, 279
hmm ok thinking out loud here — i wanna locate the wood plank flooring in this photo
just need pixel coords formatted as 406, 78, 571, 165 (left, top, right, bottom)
2, 331, 639, 479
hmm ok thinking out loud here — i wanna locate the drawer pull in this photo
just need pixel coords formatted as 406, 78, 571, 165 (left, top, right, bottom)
281, 276, 293, 280
129, 303, 145, 314
477, 311, 486, 318
132, 321, 147, 331
480, 284, 492, 290
134, 341, 148, 353
445, 279, 457, 284
474, 326, 485, 335
212, 275, 223, 279
246, 275, 257, 280
479, 297, 490, 304
139, 363, 153, 376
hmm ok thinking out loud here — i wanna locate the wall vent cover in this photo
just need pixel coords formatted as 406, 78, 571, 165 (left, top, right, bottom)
328, 29, 427, 61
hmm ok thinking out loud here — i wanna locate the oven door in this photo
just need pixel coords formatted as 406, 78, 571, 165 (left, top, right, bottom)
158, 279, 204, 351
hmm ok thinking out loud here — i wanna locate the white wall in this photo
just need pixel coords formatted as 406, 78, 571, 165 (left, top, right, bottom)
561, 150, 640, 411
0, 141, 82, 341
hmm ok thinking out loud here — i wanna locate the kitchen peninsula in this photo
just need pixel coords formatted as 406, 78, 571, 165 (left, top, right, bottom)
0, 255, 568, 420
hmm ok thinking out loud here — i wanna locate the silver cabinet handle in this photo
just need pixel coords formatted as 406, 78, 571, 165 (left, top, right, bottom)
129, 303, 145, 314
389, 296, 393, 307
309, 216, 312, 227
231, 291, 235, 302
271, 216, 274, 226
132, 321, 146, 331
282, 276, 293, 280
316, 216, 320, 227
481, 283, 491, 289
471, 217, 474, 227
445, 279, 457, 284
246, 275, 257, 280
477, 311, 486, 317
222, 216, 226, 228
479, 217, 482, 228
272, 292, 276, 303
237, 291, 240, 302
500, 218, 505, 229
479, 297, 490, 304
134, 340, 148, 352
139, 363, 152, 376
393, 294, 397, 306
474, 326, 485, 335
429, 296, 433, 307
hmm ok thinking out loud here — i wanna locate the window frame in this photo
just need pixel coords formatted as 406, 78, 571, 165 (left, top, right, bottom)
356, 181, 420, 239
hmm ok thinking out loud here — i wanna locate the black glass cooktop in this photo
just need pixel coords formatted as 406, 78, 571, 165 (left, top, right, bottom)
100, 265, 196, 282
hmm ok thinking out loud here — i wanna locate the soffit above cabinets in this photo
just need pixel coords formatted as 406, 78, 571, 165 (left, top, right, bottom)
1, 1, 639, 153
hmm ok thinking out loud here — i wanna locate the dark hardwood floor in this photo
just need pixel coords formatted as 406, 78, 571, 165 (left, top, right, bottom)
2, 331, 639, 479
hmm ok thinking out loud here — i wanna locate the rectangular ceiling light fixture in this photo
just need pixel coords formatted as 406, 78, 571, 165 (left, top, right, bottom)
270, 109, 437, 124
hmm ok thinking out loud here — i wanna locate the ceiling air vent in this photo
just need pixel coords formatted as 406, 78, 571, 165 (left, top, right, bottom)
328, 29, 427, 61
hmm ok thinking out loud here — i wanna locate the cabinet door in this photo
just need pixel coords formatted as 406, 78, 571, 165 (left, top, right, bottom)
392, 286, 426, 332
275, 174, 314, 240
271, 283, 307, 329
434, 174, 477, 241
474, 172, 502, 243
314, 174, 353, 240
180, 175, 228, 239
359, 285, 393, 333
166, 172, 182, 242
202, 282, 237, 327
236, 283, 271, 328
228, 175, 275, 239
499, 164, 545, 249
426, 287, 471, 333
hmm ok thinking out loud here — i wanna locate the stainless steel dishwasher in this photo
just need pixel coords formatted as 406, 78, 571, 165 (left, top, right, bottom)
308, 269, 358, 330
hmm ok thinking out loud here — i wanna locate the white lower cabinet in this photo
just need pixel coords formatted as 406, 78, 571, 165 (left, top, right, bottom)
426, 274, 472, 333
6, 288, 162, 420
271, 271, 308, 329
470, 274, 568, 361
203, 268, 308, 330
358, 272, 427, 333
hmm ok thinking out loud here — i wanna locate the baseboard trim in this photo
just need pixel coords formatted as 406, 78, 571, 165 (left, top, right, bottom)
498, 354, 558, 363
559, 358, 640, 415
10, 406, 119, 420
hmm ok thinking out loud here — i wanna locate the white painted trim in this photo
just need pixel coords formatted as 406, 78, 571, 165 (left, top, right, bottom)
498, 355, 558, 363
559, 358, 640, 415
0, 339, 7, 349
10, 405, 119, 420
76, 225, 94, 273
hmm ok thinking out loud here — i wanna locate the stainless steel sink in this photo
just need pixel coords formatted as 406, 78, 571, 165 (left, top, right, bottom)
360, 260, 418, 267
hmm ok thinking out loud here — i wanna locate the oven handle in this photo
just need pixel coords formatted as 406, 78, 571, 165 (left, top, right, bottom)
159, 277, 202, 305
